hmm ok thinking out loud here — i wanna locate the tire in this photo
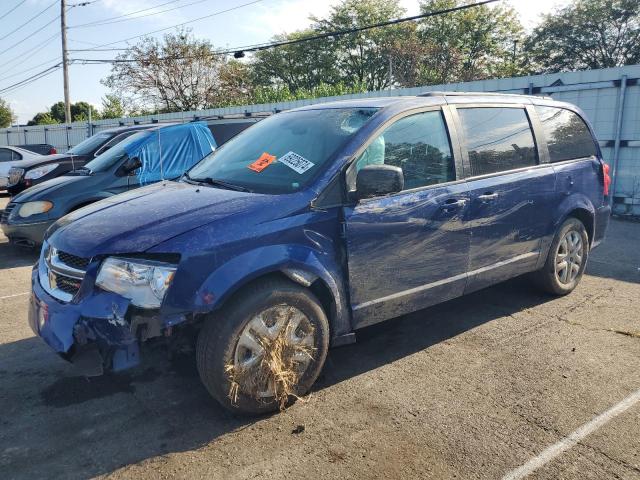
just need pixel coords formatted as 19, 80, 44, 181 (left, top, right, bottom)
533, 217, 589, 295
196, 277, 330, 414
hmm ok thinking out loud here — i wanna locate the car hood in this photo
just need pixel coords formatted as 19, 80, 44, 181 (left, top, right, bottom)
47, 181, 304, 257
10, 174, 91, 203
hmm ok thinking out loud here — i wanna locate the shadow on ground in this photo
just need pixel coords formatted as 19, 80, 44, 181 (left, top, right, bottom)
0, 276, 556, 480
0, 241, 39, 270
586, 218, 640, 284
0, 217, 636, 479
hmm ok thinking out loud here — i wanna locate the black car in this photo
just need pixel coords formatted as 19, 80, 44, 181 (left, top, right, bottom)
6, 125, 155, 195
17, 144, 57, 155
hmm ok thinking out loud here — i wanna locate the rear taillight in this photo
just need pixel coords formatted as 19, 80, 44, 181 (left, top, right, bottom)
602, 162, 611, 196
49, 147, 57, 154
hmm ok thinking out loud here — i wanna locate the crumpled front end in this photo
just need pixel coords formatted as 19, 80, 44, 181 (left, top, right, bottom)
29, 242, 171, 375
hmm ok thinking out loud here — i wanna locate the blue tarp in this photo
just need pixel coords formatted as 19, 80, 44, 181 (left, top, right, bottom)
123, 122, 216, 185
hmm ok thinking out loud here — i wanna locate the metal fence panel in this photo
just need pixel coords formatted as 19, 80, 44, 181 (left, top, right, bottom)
1, 65, 639, 214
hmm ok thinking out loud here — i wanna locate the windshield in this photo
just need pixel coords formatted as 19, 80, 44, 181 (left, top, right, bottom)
187, 107, 378, 194
67, 132, 113, 156
84, 130, 152, 173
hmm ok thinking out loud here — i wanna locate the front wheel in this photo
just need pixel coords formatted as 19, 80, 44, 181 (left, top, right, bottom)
533, 217, 589, 295
196, 278, 330, 414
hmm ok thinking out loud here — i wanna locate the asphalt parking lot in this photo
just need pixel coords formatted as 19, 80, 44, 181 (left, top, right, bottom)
0, 193, 639, 480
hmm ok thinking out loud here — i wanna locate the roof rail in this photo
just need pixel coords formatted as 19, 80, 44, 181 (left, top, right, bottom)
417, 91, 552, 100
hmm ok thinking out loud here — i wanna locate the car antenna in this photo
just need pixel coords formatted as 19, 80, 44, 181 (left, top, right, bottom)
158, 126, 164, 183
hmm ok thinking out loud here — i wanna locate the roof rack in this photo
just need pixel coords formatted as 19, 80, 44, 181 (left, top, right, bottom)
418, 91, 552, 100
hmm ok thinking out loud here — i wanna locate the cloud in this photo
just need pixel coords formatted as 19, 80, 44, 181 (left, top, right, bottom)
238, 0, 339, 38
97, 0, 187, 28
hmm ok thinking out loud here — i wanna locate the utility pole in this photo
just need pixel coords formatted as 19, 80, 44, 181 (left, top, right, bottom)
60, 0, 71, 124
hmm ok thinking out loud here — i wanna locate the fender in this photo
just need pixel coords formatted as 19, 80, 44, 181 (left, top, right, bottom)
190, 243, 353, 338
536, 192, 595, 269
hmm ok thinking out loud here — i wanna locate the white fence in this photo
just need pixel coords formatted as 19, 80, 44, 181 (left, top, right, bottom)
2, 65, 639, 215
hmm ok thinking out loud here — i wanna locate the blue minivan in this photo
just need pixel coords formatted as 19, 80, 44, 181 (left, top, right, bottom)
28, 93, 610, 413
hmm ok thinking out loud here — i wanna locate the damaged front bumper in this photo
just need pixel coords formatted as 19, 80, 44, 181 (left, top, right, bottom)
29, 257, 183, 376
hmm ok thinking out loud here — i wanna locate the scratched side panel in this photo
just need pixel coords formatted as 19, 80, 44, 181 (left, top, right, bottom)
344, 182, 471, 328
465, 166, 556, 293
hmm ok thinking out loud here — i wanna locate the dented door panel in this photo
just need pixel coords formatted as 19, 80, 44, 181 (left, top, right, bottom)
344, 182, 471, 328
464, 167, 555, 293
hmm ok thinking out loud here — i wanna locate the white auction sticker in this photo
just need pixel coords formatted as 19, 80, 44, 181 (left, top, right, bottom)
278, 151, 315, 174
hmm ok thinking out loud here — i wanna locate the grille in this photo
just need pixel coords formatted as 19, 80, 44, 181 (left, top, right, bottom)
58, 250, 90, 270
53, 273, 83, 296
0, 203, 16, 224
8, 168, 24, 186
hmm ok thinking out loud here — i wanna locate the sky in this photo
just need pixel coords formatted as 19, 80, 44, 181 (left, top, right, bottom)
1, 0, 569, 124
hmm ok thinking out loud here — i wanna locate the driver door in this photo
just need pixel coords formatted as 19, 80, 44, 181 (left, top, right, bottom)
343, 108, 471, 328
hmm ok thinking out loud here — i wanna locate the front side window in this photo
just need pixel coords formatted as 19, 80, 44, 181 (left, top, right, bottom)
458, 107, 538, 177
535, 106, 597, 162
350, 110, 455, 191
84, 131, 152, 173
188, 108, 378, 194
94, 131, 139, 157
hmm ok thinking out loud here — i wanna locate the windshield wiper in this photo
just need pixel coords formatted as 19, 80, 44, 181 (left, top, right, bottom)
186, 174, 252, 193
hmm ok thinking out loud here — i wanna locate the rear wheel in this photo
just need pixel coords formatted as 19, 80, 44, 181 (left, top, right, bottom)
533, 217, 589, 295
196, 278, 330, 414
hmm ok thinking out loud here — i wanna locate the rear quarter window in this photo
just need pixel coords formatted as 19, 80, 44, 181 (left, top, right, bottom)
535, 106, 597, 162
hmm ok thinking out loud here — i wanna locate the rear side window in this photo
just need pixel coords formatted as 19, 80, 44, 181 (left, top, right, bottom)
0, 149, 11, 162
458, 107, 538, 176
352, 110, 455, 191
12, 150, 22, 161
535, 106, 597, 162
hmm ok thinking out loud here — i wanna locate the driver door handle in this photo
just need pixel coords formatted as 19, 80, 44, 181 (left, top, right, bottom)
478, 192, 499, 202
440, 198, 467, 212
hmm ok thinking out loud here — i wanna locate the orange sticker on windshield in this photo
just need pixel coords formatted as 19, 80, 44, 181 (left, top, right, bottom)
248, 152, 276, 172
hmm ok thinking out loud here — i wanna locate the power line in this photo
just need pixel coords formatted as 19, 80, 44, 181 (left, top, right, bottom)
0, 57, 61, 83
0, 0, 58, 42
1, 32, 61, 72
0, 0, 28, 21
231, 0, 501, 54
73, 0, 500, 63
79, 0, 266, 51
71, 0, 216, 29
0, 13, 61, 58
70, 0, 181, 28
0, 64, 62, 95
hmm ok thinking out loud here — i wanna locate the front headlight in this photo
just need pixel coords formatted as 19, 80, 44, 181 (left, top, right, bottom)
96, 257, 177, 308
18, 201, 54, 218
25, 163, 59, 180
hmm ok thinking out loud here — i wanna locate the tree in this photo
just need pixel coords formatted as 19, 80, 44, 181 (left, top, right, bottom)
417, 0, 524, 84
251, 30, 340, 91
524, 0, 640, 73
100, 94, 126, 119
49, 101, 100, 123
27, 112, 58, 126
102, 29, 244, 112
312, 0, 408, 90
0, 98, 15, 128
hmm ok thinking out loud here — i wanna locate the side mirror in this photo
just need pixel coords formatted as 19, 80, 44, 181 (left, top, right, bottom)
355, 164, 404, 200
117, 156, 142, 176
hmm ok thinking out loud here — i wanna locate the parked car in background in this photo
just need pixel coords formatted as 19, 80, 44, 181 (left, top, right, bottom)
26, 93, 610, 414
0, 146, 44, 191
6, 124, 156, 195
1, 122, 216, 247
17, 144, 57, 155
